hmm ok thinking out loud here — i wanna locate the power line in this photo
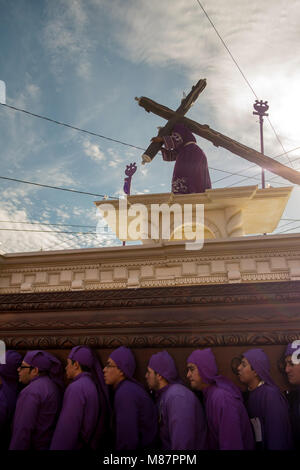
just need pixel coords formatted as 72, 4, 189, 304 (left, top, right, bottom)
276, 220, 300, 231
0, 228, 97, 234
276, 224, 300, 235
2, 97, 300, 184
0, 175, 118, 199
223, 154, 300, 188
195, 0, 294, 168
195, 0, 257, 98
211, 147, 300, 185
211, 167, 286, 186
281, 218, 300, 222
0, 154, 289, 201
266, 117, 294, 168
0, 102, 145, 152
0, 220, 96, 228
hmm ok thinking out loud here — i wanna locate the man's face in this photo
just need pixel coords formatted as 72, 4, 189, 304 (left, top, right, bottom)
103, 358, 124, 387
18, 361, 35, 384
186, 362, 205, 390
65, 358, 78, 380
285, 355, 300, 386
237, 357, 258, 385
145, 366, 160, 391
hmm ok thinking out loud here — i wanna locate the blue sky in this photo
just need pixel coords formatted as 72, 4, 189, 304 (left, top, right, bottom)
1, 0, 300, 253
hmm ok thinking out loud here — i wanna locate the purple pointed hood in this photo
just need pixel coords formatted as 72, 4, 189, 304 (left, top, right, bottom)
69, 345, 110, 405
243, 348, 277, 387
24, 350, 64, 391
187, 348, 242, 398
68, 346, 111, 448
0, 350, 22, 382
109, 346, 136, 379
148, 351, 182, 384
284, 341, 300, 358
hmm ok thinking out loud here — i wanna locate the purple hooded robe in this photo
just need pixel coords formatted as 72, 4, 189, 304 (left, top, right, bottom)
188, 348, 254, 450
161, 123, 211, 194
284, 342, 300, 448
51, 346, 110, 450
243, 348, 293, 450
149, 350, 207, 450
9, 350, 63, 450
0, 350, 22, 449
109, 346, 158, 450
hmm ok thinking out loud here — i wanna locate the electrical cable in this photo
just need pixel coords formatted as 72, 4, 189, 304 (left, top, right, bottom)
0, 175, 118, 199
0, 220, 96, 228
0, 102, 145, 152
195, 0, 294, 168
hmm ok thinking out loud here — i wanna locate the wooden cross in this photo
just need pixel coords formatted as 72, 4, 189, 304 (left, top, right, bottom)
136, 80, 300, 185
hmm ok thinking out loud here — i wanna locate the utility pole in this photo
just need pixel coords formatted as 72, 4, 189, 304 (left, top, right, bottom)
253, 100, 269, 189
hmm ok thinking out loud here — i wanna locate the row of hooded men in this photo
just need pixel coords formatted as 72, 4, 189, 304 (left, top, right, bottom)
0, 344, 299, 451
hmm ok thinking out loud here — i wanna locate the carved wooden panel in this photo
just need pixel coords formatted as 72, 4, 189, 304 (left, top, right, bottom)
1, 281, 300, 350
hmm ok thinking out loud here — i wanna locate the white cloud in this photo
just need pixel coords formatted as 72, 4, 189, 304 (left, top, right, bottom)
83, 140, 106, 162
109, 0, 300, 156
43, 0, 94, 80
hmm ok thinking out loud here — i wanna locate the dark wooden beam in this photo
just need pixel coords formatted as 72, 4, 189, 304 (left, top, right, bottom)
137, 96, 300, 185
136, 79, 207, 164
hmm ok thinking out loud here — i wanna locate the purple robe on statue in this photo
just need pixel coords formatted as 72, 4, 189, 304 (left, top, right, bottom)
188, 349, 255, 450
148, 351, 207, 450
9, 350, 63, 450
109, 346, 158, 450
243, 348, 293, 450
0, 351, 22, 449
51, 346, 110, 450
161, 123, 211, 194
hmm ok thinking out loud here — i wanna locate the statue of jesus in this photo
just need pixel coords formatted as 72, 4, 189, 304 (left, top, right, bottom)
151, 123, 212, 194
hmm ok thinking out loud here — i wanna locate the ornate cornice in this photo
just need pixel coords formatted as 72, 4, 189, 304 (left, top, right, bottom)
1, 282, 300, 350
2, 332, 300, 350
1, 281, 300, 311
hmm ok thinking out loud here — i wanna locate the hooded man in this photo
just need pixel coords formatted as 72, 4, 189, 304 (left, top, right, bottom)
50, 345, 110, 450
103, 346, 157, 451
0, 350, 22, 449
187, 348, 254, 450
146, 350, 207, 450
237, 348, 292, 450
9, 350, 63, 450
283, 342, 300, 448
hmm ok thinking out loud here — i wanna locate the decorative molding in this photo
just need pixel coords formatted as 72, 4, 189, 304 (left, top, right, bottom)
2, 332, 300, 350
1, 281, 300, 311
1, 251, 300, 293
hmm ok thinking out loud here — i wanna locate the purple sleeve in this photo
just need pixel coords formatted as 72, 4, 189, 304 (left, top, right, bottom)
166, 393, 198, 450
161, 148, 177, 162
114, 389, 139, 450
214, 394, 245, 450
9, 390, 40, 450
50, 386, 84, 450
